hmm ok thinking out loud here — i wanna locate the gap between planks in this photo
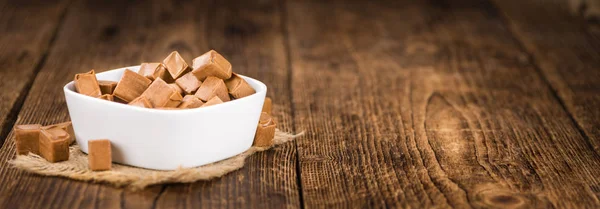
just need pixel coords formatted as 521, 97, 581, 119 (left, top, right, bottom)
278, 0, 305, 208
488, 0, 600, 157
0, 0, 74, 150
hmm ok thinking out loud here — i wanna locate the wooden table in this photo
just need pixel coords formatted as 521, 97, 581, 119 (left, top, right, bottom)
1, 0, 599, 208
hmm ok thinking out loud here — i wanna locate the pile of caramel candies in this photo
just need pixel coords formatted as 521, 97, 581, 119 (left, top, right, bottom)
75, 50, 256, 109
73, 49, 277, 150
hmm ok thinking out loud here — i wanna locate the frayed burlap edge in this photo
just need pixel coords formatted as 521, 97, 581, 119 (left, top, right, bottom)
9, 129, 303, 190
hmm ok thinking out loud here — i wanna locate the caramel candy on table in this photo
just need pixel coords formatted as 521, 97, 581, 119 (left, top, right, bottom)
138, 63, 174, 83
113, 69, 152, 102
14, 124, 41, 155
169, 83, 184, 96
225, 73, 256, 99
262, 97, 272, 114
192, 50, 232, 80
39, 127, 70, 162
201, 96, 223, 107
96, 94, 114, 101
175, 72, 202, 94
128, 95, 153, 108
194, 76, 230, 102
74, 70, 102, 97
98, 80, 117, 95
163, 51, 190, 79
141, 78, 183, 108
88, 139, 111, 171
43, 121, 76, 145
179, 95, 204, 109
253, 112, 276, 147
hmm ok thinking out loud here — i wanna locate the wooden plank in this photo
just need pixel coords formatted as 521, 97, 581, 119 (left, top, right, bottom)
0, 0, 71, 147
0, 0, 173, 207
0, 0, 299, 208
286, 0, 600, 208
153, 0, 300, 208
491, 0, 600, 155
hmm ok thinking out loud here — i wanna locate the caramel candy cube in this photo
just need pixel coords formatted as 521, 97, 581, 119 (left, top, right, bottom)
194, 76, 230, 102
113, 97, 128, 104
138, 63, 174, 83
163, 51, 190, 79
192, 50, 232, 80
113, 69, 152, 102
128, 95, 153, 108
253, 112, 276, 147
88, 139, 111, 171
98, 80, 117, 95
156, 107, 180, 110
169, 83, 184, 96
141, 78, 183, 108
39, 127, 70, 162
179, 95, 204, 108
59, 122, 75, 145
74, 70, 102, 97
262, 97, 272, 114
14, 124, 41, 155
201, 96, 223, 107
225, 73, 255, 99
43, 121, 76, 145
96, 94, 114, 101
175, 72, 202, 94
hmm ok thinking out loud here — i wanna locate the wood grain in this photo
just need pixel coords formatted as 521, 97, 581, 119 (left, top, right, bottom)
0, 0, 173, 207
286, 0, 600, 208
0, 0, 299, 208
2, 0, 600, 208
0, 0, 71, 147
153, 0, 300, 208
491, 0, 600, 155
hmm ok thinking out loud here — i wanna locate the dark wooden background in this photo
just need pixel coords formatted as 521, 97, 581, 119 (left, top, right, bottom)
0, 0, 599, 208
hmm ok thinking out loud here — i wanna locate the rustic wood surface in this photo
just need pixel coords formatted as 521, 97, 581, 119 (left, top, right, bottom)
492, 0, 600, 155
0, 0, 598, 208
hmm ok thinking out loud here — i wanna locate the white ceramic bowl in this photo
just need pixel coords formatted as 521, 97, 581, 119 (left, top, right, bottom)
63, 66, 266, 170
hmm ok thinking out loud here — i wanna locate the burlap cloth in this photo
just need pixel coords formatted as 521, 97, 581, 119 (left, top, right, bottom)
9, 129, 301, 190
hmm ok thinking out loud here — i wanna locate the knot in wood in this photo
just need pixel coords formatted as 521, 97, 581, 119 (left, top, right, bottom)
474, 188, 528, 209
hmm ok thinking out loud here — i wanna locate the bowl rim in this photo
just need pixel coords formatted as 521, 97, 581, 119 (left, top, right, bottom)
63, 65, 268, 115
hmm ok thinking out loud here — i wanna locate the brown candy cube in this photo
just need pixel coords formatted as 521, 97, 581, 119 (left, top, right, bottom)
253, 112, 276, 147
59, 122, 75, 145
225, 73, 256, 99
156, 107, 180, 110
88, 139, 111, 171
192, 50, 232, 80
98, 80, 117, 95
262, 97, 272, 114
201, 96, 223, 107
169, 83, 184, 96
113, 69, 152, 102
113, 97, 128, 104
96, 94, 114, 101
74, 70, 102, 97
194, 76, 230, 102
175, 72, 202, 94
39, 127, 70, 162
141, 78, 183, 108
179, 95, 204, 109
128, 95, 153, 108
14, 124, 41, 155
138, 63, 174, 83
163, 51, 190, 79
43, 121, 76, 145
